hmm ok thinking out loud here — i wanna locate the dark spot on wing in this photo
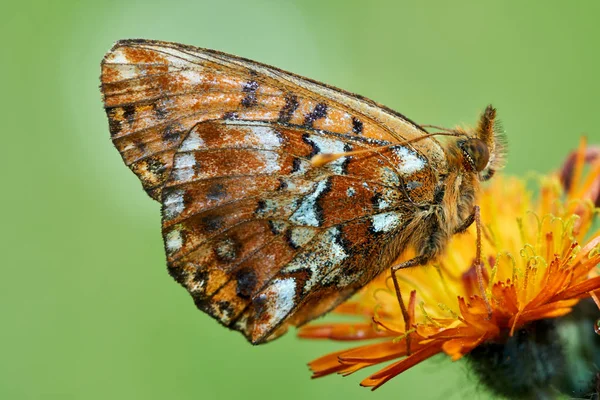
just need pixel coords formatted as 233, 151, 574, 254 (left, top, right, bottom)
135, 140, 147, 152
235, 267, 257, 298
199, 214, 224, 232
340, 143, 352, 174
243, 80, 259, 92
168, 264, 188, 285
314, 178, 333, 226
334, 227, 353, 257
278, 93, 299, 123
371, 192, 384, 211
268, 220, 286, 235
105, 107, 122, 136
241, 80, 259, 108
163, 124, 183, 142
352, 117, 363, 134
277, 178, 288, 191
304, 103, 328, 127
216, 301, 235, 320
255, 200, 267, 214
146, 157, 168, 177
252, 293, 268, 317
153, 102, 168, 120
206, 183, 226, 201
193, 267, 209, 287
214, 237, 241, 262
302, 133, 319, 158
291, 158, 303, 173
284, 229, 301, 250
122, 104, 136, 125
223, 111, 239, 120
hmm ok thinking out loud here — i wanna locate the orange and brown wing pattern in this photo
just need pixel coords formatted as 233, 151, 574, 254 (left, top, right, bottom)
100, 39, 447, 344
100, 39, 446, 200
162, 121, 432, 343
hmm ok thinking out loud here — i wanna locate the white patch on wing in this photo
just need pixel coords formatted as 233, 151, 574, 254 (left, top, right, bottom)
173, 153, 197, 182
117, 66, 136, 80
393, 146, 425, 174
105, 48, 128, 64
371, 212, 402, 233
121, 142, 136, 151
175, 169, 194, 182
290, 179, 328, 226
253, 278, 297, 335
375, 189, 400, 211
180, 69, 202, 83
305, 134, 348, 174
163, 189, 185, 219
377, 197, 390, 210
260, 151, 281, 173
279, 178, 297, 191
251, 126, 281, 149
269, 220, 287, 234
179, 130, 205, 151
346, 187, 356, 197
283, 227, 348, 292
165, 228, 183, 252
174, 153, 196, 169
233, 125, 282, 150
333, 269, 364, 288
255, 196, 301, 219
380, 167, 400, 186
289, 227, 317, 248
214, 123, 283, 149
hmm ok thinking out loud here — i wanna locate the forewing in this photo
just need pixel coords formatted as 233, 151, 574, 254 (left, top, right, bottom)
100, 39, 446, 200
163, 120, 433, 343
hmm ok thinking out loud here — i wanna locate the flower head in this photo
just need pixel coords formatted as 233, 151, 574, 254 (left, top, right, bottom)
299, 139, 600, 393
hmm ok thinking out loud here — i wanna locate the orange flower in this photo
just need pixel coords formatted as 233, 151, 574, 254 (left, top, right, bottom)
299, 139, 600, 392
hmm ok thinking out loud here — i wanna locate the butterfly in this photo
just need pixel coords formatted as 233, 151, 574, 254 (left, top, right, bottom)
100, 39, 506, 344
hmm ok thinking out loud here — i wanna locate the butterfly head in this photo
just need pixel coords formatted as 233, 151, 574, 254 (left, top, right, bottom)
454, 105, 507, 181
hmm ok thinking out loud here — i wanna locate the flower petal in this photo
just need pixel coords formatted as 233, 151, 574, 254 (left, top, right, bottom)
360, 342, 444, 390
298, 323, 389, 341
442, 334, 488, 360
550, 275, 600, 302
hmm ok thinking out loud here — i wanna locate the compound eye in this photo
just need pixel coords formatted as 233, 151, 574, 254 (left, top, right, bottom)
461, 138, 490, 172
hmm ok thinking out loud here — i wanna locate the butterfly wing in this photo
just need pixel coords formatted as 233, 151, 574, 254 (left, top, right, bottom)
101, 39, 446, 343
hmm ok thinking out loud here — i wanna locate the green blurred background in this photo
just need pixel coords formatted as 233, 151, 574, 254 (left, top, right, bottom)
3, 0, 599, 398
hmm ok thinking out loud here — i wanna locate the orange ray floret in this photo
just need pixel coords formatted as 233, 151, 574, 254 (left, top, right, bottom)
300, 139, 600, 390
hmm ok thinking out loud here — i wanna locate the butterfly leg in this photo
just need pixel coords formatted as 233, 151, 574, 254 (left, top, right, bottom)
454, 209, 476, 234
391, 254, 428, 355
458, 206, 493, 318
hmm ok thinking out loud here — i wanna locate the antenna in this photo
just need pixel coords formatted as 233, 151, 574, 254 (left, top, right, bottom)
311, 132, 460, 167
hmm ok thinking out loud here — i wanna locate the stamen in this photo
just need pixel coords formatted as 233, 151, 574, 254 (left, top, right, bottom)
474, 206, 493, 317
